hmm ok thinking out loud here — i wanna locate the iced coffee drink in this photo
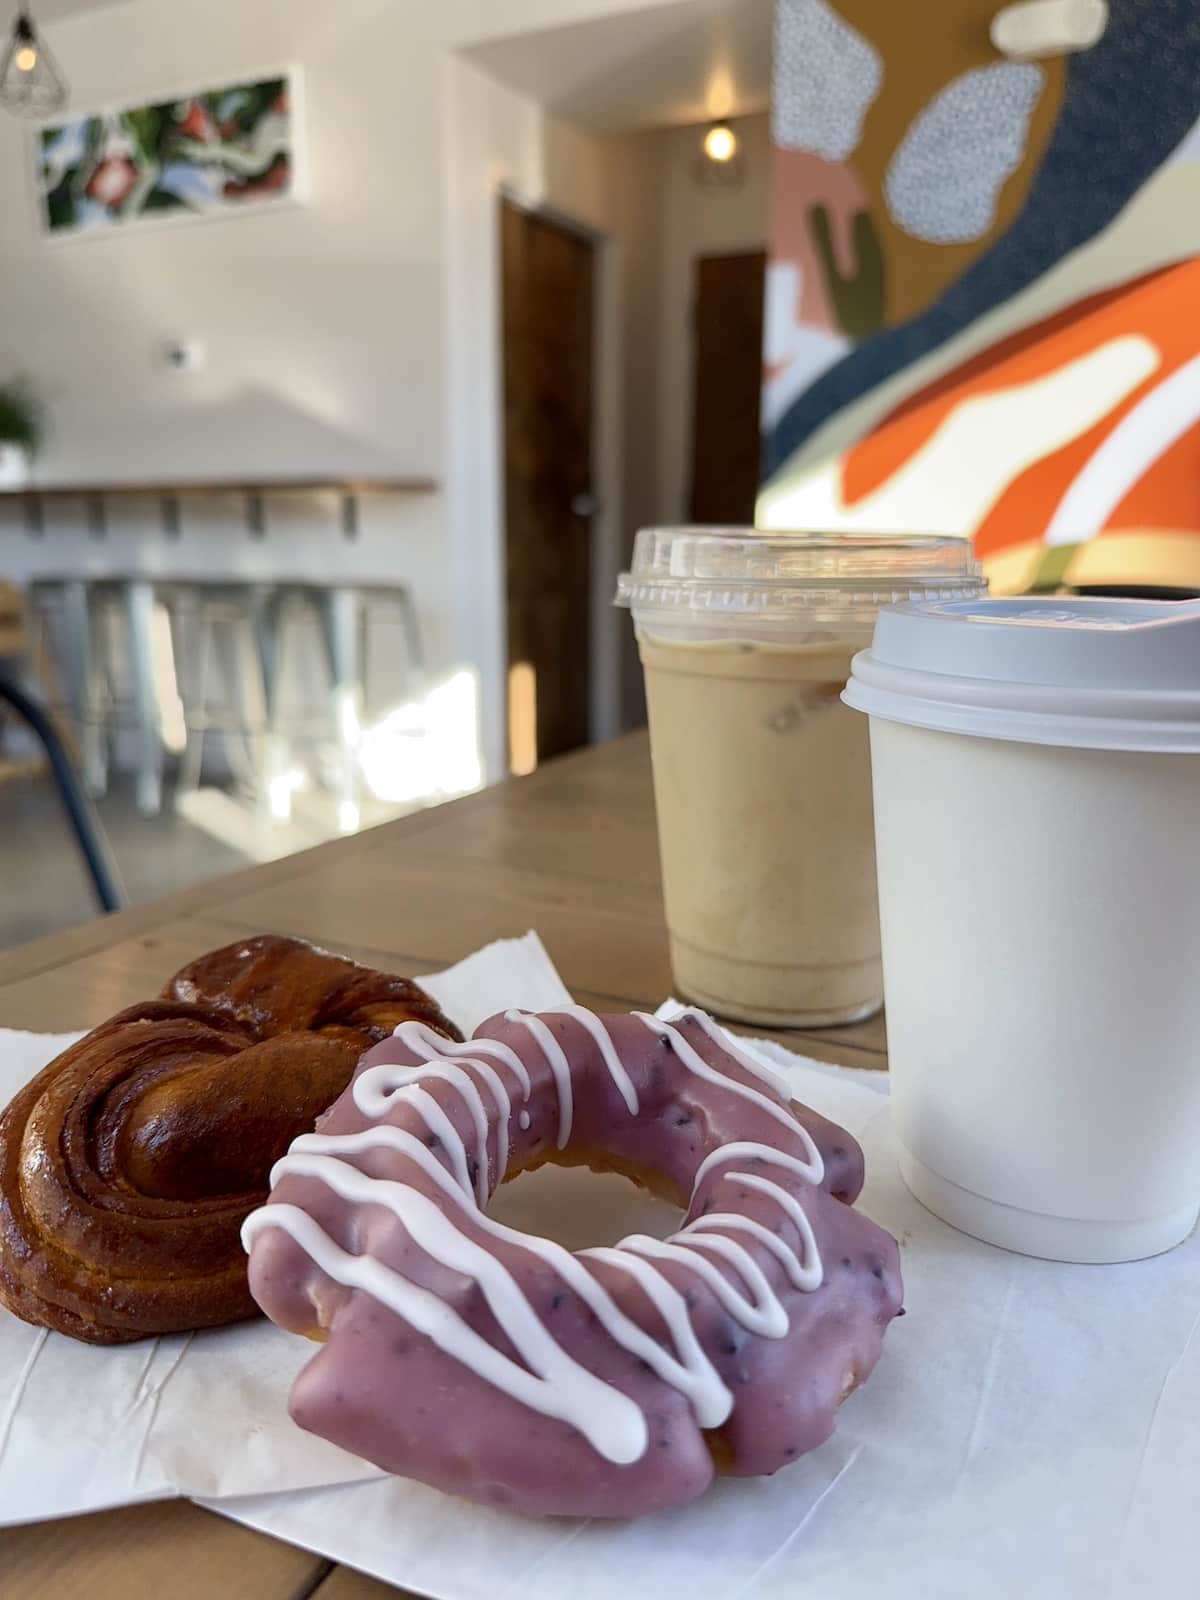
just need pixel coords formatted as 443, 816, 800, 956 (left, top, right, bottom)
617, 530, 984, 1027
640, 634, 876, 1024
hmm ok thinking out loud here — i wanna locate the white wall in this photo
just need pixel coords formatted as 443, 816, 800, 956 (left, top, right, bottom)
443, 64, 666, 773
652, 111, 771, 522
0, 0, 703, 778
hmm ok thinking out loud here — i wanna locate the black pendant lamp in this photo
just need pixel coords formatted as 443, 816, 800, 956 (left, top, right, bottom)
0, 4, 68, 118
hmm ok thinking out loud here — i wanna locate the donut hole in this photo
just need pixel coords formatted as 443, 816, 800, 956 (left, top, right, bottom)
487, 1159, 683, 1251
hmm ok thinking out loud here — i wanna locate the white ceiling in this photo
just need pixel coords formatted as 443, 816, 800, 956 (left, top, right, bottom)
464, 0, 772, 132
20, 0, 126, 20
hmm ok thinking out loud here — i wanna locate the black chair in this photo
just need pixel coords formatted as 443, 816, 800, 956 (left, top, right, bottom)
0, 664, 125, 915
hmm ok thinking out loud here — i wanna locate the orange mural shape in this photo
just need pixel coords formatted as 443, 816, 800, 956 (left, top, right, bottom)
840, 258, 1200, 560
1106, 416, 1200, 531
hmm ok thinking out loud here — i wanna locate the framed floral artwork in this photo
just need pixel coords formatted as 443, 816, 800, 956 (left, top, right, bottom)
35, 69, 306, 237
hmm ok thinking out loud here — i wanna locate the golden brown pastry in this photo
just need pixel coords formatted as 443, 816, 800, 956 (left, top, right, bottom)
0, 935, 460, 1344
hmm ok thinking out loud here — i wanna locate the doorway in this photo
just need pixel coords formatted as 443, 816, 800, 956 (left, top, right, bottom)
500, 199, 596, 774
688, 249, 768, 525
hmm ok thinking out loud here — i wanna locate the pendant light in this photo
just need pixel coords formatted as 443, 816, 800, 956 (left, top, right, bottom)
0, 4, 68, 119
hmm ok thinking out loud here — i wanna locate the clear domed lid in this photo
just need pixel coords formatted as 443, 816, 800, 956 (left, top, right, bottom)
616, 527, 985, 640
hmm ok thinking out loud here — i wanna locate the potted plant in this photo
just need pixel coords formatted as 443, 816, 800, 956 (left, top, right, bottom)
0, 379, 43, 489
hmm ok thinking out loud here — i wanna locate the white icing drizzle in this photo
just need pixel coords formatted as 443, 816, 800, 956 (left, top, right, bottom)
693, 1137, 824, 1192
634, 1013, 822, 1151
458, 1056, 512, 1190
580, 1246, 733, 1427
682, 1212, 806, 1289
518, 1110, 531, 1131
356, 1062, 492, 1204
731, 1174, 823, 1293
620, 1232, 789, 1338
249, 1005, 832, 1465
689, 1145, 824, 1292
274, 1124, 455, 1192
262, 1134, 733, 1446
272, 1130, 736, 1429
505, 1010, 574, 1148
351, 1083, 473, 1197
671, 1007, 798, 1103
243, 1199, 648, 1464
356, 1005, 644, 1195
395, 1021, 533, 1101
543, 1005, 640, 1116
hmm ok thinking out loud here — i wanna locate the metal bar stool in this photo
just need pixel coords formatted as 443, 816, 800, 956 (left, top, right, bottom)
29, 577, 275, 817
27, 576, 165, 813
70, 577, 168, 816
170, 580, 274, 802
270, 582, 424, 828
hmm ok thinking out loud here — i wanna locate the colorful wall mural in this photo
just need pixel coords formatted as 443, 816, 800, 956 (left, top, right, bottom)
759, 0, 1200, 594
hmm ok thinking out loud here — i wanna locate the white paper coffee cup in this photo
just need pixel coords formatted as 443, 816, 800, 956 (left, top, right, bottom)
845, 596, 1200, 1264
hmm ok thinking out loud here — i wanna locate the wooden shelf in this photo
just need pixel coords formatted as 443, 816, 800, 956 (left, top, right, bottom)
0, 477, 437, 541
0, 477, 437, 501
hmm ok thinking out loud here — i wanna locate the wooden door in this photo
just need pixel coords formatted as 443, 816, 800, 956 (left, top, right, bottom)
688, 250, 767, 526
501, 200, 595, 772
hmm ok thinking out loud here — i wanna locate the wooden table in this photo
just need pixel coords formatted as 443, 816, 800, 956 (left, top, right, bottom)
0, 732, 886, 1599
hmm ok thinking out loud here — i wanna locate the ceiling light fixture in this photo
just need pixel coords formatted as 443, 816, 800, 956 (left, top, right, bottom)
704, 121, 738, 163
696, 119, 745, 192
0, 4, 68, 119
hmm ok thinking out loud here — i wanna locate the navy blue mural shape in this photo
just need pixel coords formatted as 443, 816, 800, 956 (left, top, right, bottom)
762, 0, 1200, 485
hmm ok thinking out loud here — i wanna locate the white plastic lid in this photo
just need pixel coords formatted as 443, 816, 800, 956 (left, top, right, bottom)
844, 596, 1200, 752
615, 528, 984, 641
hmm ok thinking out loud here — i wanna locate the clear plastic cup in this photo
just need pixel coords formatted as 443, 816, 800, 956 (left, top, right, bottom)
616, 530, 985, 1026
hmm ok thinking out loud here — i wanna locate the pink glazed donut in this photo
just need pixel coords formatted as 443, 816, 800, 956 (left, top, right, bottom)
244, 1005, 902, 1518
